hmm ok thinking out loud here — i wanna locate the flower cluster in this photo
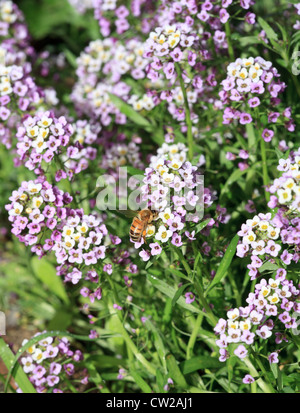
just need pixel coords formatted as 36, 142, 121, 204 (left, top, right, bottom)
16, 111, 74, 171
72, 38, 150, 124
18, 333, 88, 393
52, 211, 107, 268
215, 276, 300, 363
236, 150, 300, 279
68, 0, 93, 14
138, 142, 216, 260
0, 46, 43, 149
56, 119, 100, 181
6, 179, 72, 255
220, 57, 293, 129
101, 139, 143, 171
93, 1, 157, 37
269, 150, 300, 212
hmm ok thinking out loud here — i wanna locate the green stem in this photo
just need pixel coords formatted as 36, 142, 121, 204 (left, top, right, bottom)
243, 356, 275, 393
186, 313, 203, 360
108, 303, 156, 376
255, 109, 270, 201
194, 280, 218, 326
175, 63, 194, 161
173, 246, 217, 326
225, 22, 235, 61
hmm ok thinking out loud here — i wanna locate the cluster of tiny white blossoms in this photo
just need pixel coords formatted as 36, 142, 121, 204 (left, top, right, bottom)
146, 24, 193, 56
52, 213, 107, 268
0, 0, 17, 24
128, 93, 155, 112
101, 141, 143, 170
269, 149, 300, 212
226, 57, 269, 85
214, 276, 300, 363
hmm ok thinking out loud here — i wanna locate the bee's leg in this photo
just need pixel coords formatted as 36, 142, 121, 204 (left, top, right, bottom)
143, 230, 147, 244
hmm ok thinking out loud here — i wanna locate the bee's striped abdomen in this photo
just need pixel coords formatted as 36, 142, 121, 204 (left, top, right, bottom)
129, 217, 144, 242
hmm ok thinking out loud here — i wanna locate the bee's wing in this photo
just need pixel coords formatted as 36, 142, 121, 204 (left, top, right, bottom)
118, 210, 139, 218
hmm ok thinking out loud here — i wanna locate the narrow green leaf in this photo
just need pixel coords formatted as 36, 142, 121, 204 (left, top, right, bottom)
166, 354, 188, 389
0, 338, 36, 393
31, 256, 70, 304
195, 218, 211, 234
145, 320, 167, 373
180, 355, 223, 374
206, 235, 239, 294
129, 369, 152, 393
147, 274, 201, 314
258, 17, 278, 41
171, 283, 191, 308
108, 93, 152, 129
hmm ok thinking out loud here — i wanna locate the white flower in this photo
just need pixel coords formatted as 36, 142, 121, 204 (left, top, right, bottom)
242, 231, 256, 244
162, 172, 175, 184
26, 126, 39, 139
32, 349, 45, 364
258, 220, 269, 231
239, 319, 252, 331
31, 197, 43, 209
155, 225, 172, 243
32, 138, 47, 153
246, 216, 260, 228
227, 308, 239, 321
63, 236, 75, 250
76, 223, 88, 234
9, 202, 23, 216
278, 188, 292, 204
63, 226, 75, 237
267, 293, 280, 304
267, 226, 280, 239
268, 279, 280, 289
159, 208, 174, 223
146, 225, 156, 237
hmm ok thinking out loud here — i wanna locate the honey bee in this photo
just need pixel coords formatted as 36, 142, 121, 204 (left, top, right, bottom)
121, 209, 158, 243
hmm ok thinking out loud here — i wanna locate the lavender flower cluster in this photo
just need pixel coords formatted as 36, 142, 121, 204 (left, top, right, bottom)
220, 57, 294, 132
215, 276, 299, 363
19, 333, 88, 393
138, 142, 215, 260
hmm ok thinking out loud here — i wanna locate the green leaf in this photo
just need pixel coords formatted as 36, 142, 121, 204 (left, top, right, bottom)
195, 218, 211, 234
31, 256, 70, 305
220, 168, 250, 198
0, 338, 36, 393
259, 262, 279, 273
147, 274, 201, 314
126, 166, 145, 176
129, 369, 152, 393
166, 354, 188, 389
180, 355, 223, 374
206, 235, 239, 294
171, 283, 191, 308
145, 319, 167, 372
107, 93, 153, 129
258, 17, 278, 41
